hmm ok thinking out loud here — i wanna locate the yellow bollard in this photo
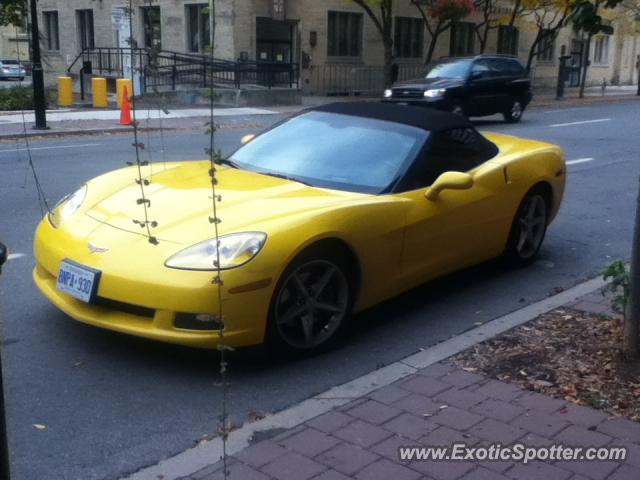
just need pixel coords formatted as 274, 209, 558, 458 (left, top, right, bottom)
92, 77, 108, 108
58, 76, 73, 107
116, 78, 133, 109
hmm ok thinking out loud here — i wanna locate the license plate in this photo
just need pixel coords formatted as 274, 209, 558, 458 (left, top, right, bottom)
56, 260, 101, 303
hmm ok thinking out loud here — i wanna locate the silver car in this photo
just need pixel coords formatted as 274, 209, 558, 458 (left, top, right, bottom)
0, 60, 26, 80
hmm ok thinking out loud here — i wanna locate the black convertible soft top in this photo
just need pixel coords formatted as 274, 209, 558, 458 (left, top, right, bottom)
312, 102, 472, 132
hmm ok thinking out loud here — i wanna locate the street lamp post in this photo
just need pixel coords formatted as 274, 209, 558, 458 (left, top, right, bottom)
0, 242, 10, 480
29, 0, 48, 130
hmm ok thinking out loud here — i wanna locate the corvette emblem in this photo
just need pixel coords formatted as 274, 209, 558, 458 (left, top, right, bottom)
88, 243, 109, 254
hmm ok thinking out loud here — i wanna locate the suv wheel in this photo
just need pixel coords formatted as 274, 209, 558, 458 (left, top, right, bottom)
504, 99, 524, 123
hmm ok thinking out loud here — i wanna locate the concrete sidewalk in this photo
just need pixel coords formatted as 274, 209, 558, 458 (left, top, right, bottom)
125, 279, 640, 480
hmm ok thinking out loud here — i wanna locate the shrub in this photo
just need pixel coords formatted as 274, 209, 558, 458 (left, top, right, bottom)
0, 86, 34, 111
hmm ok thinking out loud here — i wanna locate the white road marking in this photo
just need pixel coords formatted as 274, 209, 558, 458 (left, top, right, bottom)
550, 118, 611, 127
7, 253, 26, 260
0, 143, 102, 154
566, 158, 595, 165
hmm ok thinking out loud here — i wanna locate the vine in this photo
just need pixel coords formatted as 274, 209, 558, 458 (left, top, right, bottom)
203, 2, 232, 477
126, 0, 158, 245
14, 24, 50, 216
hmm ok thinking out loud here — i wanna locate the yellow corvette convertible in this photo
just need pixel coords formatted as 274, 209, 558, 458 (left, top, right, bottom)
34, 103, 565, 353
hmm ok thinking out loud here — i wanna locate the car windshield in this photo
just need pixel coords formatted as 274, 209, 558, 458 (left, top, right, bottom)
424, 60, 472, 79
229, 111, 428, 194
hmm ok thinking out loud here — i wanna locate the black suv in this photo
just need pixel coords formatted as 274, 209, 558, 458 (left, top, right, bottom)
383, 55, 532, 123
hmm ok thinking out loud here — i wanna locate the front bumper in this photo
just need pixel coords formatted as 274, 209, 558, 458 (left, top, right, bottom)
33, 217, 275, 349
382, 97, 451, 111
0, 71, 26, 79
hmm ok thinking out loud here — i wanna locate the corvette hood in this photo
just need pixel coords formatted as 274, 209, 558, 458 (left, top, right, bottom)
85, 162, 363, 245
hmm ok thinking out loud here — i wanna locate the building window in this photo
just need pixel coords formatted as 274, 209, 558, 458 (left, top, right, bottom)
327, 11, 362, 58
142, 6, 162, 49
187, 4, 210, 53
450, 22, 475, 57
43, 11, 59, 51
593, 35, 610, 64
537, 29, 555, 62
394, 17, 423, 58
76, 9, 95, 50
497, 25, 519, 55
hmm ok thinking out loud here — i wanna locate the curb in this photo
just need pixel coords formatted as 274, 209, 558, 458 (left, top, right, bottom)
124, 275, 606, 480
0, 126, 167, 141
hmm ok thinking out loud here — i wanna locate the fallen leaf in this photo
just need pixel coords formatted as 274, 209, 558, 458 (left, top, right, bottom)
33, 424, 46, 430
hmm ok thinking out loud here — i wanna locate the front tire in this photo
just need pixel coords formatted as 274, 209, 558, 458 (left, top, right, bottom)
504, 188, 549, 265
266, 248, 353, 355
503, 99, 524, 123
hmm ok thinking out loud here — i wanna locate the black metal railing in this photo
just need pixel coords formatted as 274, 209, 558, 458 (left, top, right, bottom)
308, 63, 424, 96
67, 47, 300, 92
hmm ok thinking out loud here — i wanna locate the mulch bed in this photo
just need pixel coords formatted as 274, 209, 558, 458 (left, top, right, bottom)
449, 309, 640, 422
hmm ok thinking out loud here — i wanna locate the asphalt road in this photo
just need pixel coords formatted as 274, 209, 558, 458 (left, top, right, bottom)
0, 101, 638, 480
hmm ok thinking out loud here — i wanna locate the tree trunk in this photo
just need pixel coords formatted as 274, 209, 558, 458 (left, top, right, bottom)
383, 41, 394, 86
425, 22, 445, 65
624, 176, 640, 359
526, 30, 543, 73
425, 35, 438, 65
579, 34, 592, 98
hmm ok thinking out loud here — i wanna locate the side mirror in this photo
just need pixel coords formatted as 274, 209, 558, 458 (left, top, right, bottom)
0, 242, 7, 273
425, 172, 474, 201
240, 134, 256, 145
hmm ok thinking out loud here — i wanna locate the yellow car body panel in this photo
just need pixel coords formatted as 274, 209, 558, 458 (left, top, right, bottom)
33, 133, 565, 349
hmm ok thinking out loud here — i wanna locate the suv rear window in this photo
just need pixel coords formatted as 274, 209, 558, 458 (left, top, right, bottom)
492, 58, 525, 76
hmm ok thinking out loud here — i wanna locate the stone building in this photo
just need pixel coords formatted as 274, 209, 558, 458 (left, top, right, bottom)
0, 24, 28, 62
32, 0, 640, 96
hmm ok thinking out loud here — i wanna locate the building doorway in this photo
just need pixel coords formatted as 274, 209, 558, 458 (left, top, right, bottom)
569, 38, 585, 87
256, 17, 293, 64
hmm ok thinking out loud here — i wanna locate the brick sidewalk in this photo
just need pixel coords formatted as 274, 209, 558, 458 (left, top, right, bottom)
177, 290, 640, 480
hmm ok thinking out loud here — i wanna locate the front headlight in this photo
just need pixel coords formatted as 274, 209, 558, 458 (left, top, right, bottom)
383, 89, 393, 98
424, 88, 446, 98
48, 185, 87, 228
165, 232, 267, 271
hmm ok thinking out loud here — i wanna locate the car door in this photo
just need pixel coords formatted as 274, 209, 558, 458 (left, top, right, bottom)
486, 59, 514, 113
465, 59, 498, 115
394, 129, 513, 290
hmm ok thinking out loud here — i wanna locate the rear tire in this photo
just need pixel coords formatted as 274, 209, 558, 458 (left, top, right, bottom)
503, 188, 549, 266
266, 246, 353, 356
503, 99, 524, 123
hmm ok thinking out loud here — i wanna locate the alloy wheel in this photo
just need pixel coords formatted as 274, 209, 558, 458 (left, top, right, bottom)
516, 194, 547, 259
274, 260, 349, 349
511, 100, 523, 121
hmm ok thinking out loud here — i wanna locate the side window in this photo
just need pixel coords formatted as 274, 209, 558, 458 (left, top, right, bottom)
470, 59, 492, 79
403, 128, 497, 191
492, 58, 525, 76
